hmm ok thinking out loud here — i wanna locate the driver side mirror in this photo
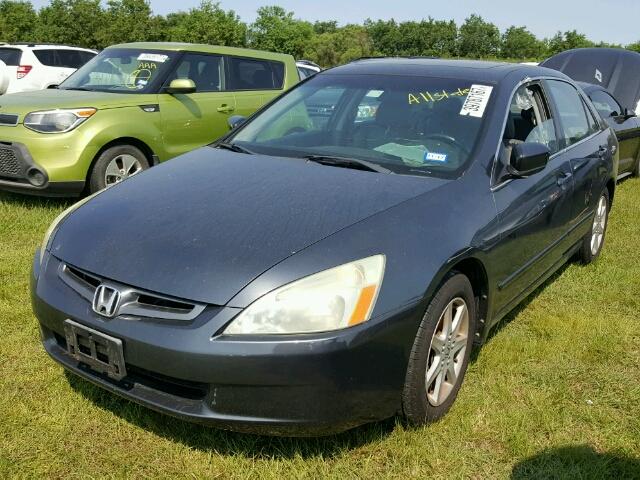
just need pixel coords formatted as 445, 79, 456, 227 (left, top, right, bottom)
164, 78, 196, 94
622, 107, 636, 120
508, 142, 550, 178
228, 115, 246, 130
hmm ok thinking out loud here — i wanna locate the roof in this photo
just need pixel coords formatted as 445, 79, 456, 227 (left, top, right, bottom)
541, 48, 640, 111
326, 57, 564, 83
108, 42, 294, 61
0, 43, 95, 51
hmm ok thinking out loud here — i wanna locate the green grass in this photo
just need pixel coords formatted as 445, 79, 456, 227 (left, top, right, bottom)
1, 180, 639, 479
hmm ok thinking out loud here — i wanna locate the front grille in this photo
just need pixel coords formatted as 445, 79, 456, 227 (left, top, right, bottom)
0, 147, 21, 176
59, 263, 207, 322
0, 114, 19, 126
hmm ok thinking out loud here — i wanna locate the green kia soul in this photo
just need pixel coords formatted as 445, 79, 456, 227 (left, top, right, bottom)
0, 42, 299, 196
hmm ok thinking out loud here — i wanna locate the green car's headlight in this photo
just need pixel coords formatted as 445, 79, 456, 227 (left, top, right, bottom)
224, 255, 386, 335
24, 108, 96, 134
39, 189, 104, 264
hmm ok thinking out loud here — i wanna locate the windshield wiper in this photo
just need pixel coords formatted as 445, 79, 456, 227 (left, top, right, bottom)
60, 87, 94, 91
215, 142, 254, 154
304, 155, 392, 174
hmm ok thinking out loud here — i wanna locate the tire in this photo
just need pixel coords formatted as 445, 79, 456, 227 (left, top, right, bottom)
578, 189, 610, 264
402, 273, 477, 425
632, 155, 640, 178
88, 145, 149, 194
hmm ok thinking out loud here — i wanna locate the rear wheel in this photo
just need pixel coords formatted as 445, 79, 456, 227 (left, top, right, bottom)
579, 189, 609, 264
88, 145, 149, 193
402, 274, 476, 425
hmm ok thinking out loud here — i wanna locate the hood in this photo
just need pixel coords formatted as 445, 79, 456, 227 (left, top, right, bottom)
51, 148, 446, 305
0, 89, 154, 119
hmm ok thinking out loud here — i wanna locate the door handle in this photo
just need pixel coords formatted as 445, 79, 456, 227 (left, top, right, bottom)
598, 145, 608, 157
557, 171, 572, 187
217, 104, 235, 114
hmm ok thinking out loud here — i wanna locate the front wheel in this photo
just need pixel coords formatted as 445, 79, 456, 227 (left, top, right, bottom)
579, 189, 609, 264
632, 155, 640, 178
88, 145, 149, 194
402, 273, 476, 425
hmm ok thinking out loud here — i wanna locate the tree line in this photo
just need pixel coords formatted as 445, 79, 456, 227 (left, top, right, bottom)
1, 0, 639, 67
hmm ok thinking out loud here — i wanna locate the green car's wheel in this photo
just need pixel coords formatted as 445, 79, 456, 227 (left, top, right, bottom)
89, 145, 149, 193
632, 155, 640, 178
579, 189, 609, 264
402, 273, 476, 425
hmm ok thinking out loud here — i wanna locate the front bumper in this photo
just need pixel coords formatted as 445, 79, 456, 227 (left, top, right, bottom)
32, 254, 420, 436
0, 140, 84, 196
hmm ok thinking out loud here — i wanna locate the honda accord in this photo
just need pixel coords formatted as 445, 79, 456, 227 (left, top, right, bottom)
31, 58, 617, 435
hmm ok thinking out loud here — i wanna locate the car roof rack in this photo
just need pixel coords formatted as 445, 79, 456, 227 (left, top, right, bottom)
0, 42, 93, 49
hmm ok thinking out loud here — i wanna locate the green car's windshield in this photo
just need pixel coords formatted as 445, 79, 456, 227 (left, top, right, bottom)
60, 48, 178, 94
228, 74, 493, 177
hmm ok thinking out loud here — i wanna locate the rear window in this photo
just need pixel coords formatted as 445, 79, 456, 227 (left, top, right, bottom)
0, 48, 22, 66
228, 57, 285, 90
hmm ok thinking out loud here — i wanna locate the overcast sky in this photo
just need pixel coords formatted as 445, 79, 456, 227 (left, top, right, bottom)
30, 0, 640, 45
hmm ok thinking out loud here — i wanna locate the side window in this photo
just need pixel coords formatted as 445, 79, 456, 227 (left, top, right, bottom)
228, 57, 284, 90
589, 90, 622, 118
33, 50, 57, 67
167, 53, 223, 92
79, 51, 97, 65
502, 83, 558, 156
0, 48, 22, 66
56, 50, 86, 69
546, 80, 593, 149
583, 98, 601, 135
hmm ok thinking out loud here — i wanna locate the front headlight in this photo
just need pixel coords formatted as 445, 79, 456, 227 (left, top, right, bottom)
39, 189, 104, 264
224, 255, 386, 335
24, 108, 96, 133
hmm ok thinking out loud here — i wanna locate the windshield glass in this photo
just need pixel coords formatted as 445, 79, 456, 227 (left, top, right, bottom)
228, 74, 492, 177
60, 48, 177, 93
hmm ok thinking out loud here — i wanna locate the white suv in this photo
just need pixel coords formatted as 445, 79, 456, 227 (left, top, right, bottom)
0, 43, 97, 95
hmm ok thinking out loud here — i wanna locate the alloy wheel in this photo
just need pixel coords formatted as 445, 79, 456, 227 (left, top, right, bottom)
105, 154, 143, 186
590, 195, 608, 256
425, 297, 469, 406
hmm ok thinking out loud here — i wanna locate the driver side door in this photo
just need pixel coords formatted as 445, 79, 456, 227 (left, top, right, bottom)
159, 53, 236, 158
489, 82, 575, 316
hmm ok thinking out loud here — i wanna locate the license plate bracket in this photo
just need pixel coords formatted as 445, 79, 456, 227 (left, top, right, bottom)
63, 319, 127, 381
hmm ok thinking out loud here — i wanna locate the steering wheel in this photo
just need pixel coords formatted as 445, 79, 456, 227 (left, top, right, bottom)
421, 134, 470, 157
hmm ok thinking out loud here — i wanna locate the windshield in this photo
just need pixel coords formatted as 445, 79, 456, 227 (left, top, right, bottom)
228, 74, 493, 177
59, 48, 177, 93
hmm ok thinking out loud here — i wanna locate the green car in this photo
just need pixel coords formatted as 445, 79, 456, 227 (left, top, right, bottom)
0, 42, 299, 196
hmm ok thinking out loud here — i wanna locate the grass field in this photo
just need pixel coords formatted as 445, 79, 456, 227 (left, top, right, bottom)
1, 179, 639, 479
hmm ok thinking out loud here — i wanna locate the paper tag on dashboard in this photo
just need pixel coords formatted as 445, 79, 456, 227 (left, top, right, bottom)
460, 84, 493, 118
137, 53, 168, 63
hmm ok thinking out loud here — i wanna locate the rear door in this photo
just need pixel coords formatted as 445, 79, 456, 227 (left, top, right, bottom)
227, 56, 286, 118
159, 52, 236, 156
544, 79, 610, 226
589, 88, 640, 175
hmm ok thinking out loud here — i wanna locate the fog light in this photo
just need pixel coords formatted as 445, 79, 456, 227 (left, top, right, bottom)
27, 168, 46, 187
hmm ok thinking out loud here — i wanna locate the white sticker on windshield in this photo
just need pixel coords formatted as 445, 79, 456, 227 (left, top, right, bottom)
137, 53, 168, 63
459, 84, 493, 118
424, 152, 447, 162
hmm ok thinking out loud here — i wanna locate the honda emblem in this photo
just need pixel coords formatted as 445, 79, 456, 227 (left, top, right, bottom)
92, 285, 121, 318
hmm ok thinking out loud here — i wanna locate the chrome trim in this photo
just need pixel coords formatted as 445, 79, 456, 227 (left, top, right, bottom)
59, 263, 206, 322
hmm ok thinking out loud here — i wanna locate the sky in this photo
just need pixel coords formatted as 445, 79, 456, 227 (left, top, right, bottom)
29, 0, 640, 45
